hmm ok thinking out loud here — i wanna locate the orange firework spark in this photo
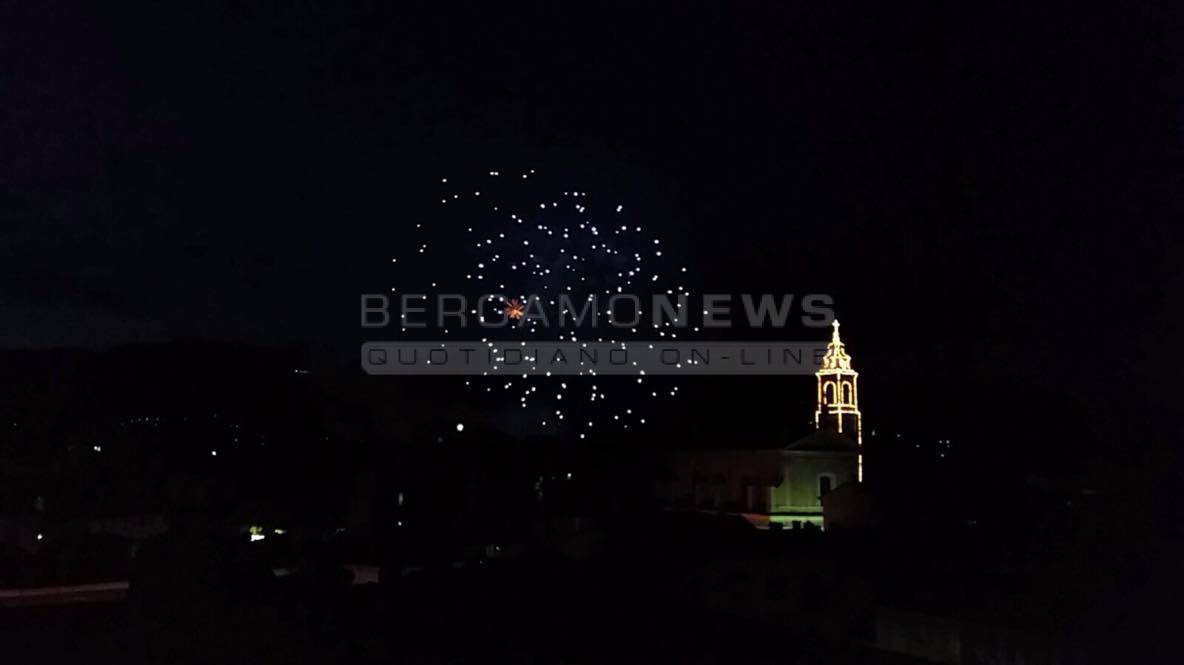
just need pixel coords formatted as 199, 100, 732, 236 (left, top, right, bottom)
506, 298, 525, 320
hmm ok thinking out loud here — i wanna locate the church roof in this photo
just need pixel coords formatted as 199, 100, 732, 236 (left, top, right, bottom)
785, 429, 858, 452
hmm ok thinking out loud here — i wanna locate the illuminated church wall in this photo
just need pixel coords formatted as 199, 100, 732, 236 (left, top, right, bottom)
771, 454, 859, 513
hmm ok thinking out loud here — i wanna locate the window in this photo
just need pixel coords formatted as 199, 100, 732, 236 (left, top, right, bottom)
817, 474, 836, 504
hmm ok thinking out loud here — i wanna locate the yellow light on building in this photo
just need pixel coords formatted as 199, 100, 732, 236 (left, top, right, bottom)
815, 320, 864, 481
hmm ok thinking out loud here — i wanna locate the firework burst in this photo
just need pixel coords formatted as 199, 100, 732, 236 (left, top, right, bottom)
387, 169, 695, 441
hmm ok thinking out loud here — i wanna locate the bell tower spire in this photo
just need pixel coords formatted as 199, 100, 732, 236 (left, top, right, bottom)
815, 320, 863, 480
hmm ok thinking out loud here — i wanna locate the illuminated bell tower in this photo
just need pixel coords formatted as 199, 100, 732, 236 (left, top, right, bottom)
815, 320, 863, 480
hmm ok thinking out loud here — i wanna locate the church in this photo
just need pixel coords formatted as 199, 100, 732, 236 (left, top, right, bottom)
657, 320, 863, 529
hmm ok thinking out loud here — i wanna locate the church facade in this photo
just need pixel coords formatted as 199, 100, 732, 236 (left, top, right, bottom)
658, 321, 863, 529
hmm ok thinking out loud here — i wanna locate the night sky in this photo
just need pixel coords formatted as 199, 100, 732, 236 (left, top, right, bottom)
4, 2, 1180, 448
